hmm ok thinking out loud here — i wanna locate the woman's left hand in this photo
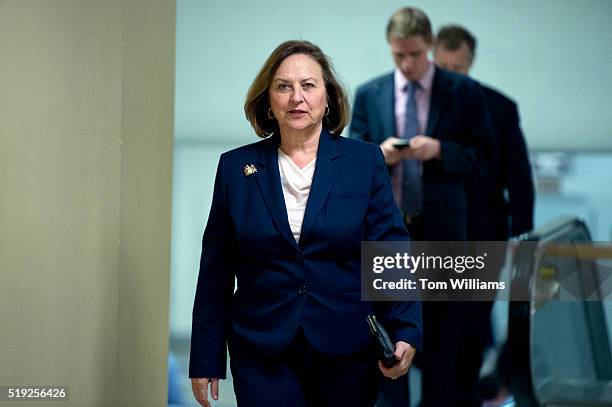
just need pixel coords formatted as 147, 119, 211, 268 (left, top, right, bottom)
378, 341, 416, 380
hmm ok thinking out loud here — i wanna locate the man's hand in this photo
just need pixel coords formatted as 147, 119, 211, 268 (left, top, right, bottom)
381, 136, 441, 165
191, 377, 219, 407
403, 135, 441, 161
380, 137, 405, 165
378, 341, 416, 380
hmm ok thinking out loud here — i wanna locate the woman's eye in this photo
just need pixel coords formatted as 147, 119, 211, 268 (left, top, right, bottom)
303, 82, 315, 89
277, 83, 290, 90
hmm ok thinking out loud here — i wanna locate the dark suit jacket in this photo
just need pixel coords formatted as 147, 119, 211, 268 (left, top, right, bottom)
350, 67, 494, 241
466, 85, 534, 240
189, 129, 422, 379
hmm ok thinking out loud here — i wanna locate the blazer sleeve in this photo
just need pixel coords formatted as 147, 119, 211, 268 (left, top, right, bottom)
365, 146, 423, 351
438, 81, 495, 176
501, 102, 535, 236
189, 154, 236, 379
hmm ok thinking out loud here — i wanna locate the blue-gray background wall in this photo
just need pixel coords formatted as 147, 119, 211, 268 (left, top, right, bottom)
175, 0, 612, 148
171, 0, 612, 336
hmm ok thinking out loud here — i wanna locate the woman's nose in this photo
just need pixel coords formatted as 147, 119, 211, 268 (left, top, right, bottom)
290, 87, 304, 103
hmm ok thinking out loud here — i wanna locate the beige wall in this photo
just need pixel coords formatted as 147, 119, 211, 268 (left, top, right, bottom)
0, 1, 174, 406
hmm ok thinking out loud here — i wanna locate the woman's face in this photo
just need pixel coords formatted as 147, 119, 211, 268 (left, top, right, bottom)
269, 53, 327, 135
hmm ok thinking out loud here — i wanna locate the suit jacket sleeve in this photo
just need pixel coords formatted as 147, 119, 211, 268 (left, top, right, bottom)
189, 154, 236, 379
365, 146, 423, 350
349, 86, 373, 143
438, 81, 495, 176
501, 102, 534, 236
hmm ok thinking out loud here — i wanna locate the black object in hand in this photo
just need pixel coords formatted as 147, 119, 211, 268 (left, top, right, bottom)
367, 314, 397, 368
392, 139, 411, 149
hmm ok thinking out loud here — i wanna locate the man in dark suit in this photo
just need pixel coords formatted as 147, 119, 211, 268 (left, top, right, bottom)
434, 24, 534, 242
433, 24, 535, 405
350, 7, 494, 407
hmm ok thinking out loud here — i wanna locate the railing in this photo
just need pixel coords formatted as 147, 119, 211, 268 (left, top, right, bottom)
508, 216, 612, 406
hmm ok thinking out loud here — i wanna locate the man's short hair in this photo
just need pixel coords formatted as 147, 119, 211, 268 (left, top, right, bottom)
435, 25, 477, 60
386, 7, 432, 43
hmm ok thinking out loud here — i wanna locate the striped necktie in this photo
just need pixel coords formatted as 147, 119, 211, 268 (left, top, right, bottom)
400, 80, 423, 216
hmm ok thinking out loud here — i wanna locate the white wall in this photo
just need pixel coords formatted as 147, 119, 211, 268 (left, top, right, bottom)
0, 1, 175, 405
175, 0, 612, 150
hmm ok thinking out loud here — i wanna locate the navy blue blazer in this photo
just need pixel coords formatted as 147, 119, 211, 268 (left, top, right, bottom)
189, 129, 423, 379
466, 85, 534, 240
350, 67, 495, 241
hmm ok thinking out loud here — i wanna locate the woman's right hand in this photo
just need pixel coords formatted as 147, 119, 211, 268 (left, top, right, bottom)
191, 377, 219, 407
377, 341, 416, 380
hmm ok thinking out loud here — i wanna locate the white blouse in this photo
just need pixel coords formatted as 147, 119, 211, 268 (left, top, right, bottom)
278, 149, 316, 243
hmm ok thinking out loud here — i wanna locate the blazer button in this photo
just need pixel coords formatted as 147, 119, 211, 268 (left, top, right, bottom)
298, 285, 307, 295
295, 254, 304, 264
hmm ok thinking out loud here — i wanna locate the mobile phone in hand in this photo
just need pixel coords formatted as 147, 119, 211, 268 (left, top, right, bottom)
393, 139, 411, 149
367, 314, 397, 368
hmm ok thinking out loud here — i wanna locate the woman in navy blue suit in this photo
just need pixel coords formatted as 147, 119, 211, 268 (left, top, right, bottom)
189, 40, 422, 407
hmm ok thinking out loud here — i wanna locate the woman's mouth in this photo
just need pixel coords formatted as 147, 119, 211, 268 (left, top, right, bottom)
288, 110, 307, 117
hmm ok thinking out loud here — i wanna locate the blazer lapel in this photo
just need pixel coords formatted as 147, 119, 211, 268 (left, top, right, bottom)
253, 134, 299, 250
426, 67, 451, 136
299, 130, 342, 246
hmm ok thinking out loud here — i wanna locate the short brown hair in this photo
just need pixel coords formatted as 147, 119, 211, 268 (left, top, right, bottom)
386, 7, 433, 43
435, 25, 477, 61
244, 40, 350, 137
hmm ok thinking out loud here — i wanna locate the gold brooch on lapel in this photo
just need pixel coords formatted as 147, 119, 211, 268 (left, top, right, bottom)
243, 164, 258, 177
